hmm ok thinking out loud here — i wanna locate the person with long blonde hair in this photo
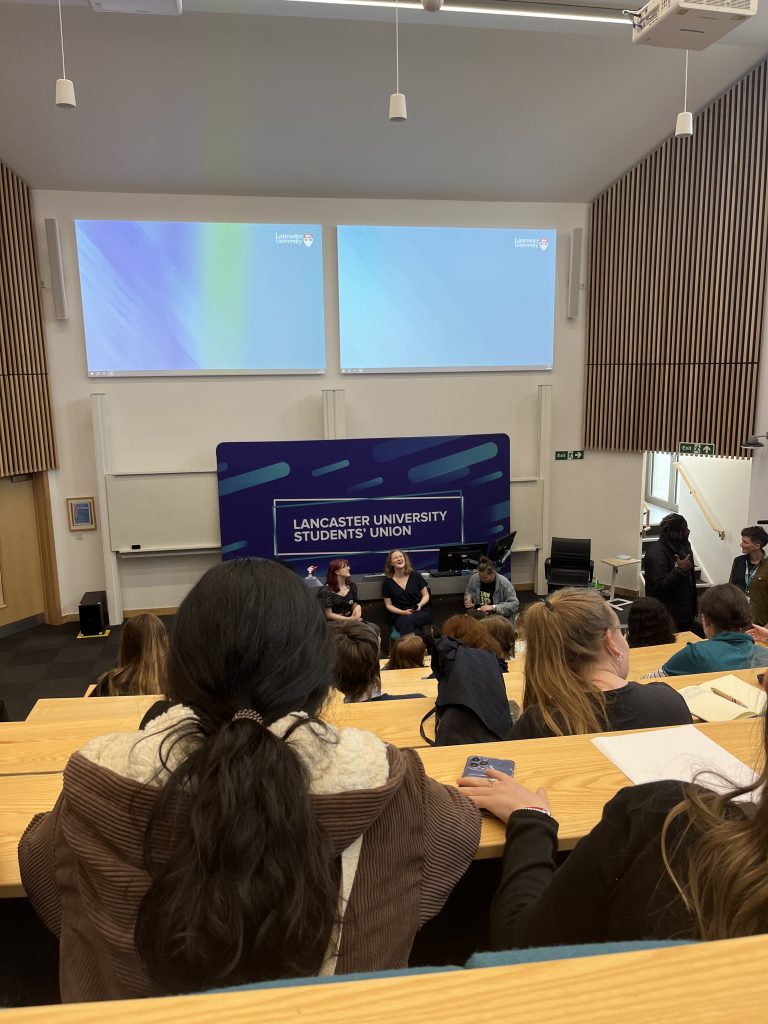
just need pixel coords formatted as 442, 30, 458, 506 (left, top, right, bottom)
458, 695, 768, 947
509, 588, 690, 739
92, 613, 169, 697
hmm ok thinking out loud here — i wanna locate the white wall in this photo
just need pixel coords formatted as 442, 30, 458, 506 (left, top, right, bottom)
33, 190, 645, 615
677, 455, 752, 585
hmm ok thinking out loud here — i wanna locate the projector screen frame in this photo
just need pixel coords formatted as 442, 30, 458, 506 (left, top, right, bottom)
337, 223, 558, 376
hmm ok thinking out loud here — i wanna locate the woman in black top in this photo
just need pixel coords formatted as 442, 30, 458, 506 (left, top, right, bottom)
381, 549, 432, 637
509, 588, 690, 740
458, 708, 768, 948
317, 558, 361, 622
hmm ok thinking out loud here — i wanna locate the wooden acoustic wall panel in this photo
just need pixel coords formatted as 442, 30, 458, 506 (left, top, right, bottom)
585, 59, 768, 457
0, 161, 57, 476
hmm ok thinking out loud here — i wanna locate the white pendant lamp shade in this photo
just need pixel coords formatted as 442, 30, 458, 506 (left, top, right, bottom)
389, 92, 407, 121
56, 78, 76, 108
675, 110, 692, 137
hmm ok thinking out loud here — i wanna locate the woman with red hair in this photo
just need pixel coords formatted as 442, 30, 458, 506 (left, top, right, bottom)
318, 558, 362, 622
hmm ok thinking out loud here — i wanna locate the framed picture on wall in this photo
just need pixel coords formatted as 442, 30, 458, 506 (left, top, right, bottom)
67, 497, 96, 531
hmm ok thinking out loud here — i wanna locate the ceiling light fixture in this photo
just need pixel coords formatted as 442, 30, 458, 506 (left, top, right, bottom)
389, 0, 407, 121
281, 0, 627, 26
55, 0, 76, 108
675, 50, 692, 138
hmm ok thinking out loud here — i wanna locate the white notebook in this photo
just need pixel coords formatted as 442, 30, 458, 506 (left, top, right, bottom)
592, 725, 759, 798
677, 674, 767, 722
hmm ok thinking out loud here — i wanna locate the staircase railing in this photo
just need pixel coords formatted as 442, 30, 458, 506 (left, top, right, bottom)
672, 462, 726, 541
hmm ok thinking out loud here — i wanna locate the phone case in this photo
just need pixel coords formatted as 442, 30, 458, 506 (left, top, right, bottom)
462, 755, 516, 778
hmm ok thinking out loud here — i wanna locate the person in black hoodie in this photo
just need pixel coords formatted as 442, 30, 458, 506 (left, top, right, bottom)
458, 708, 768, 948
643, 513, 700, 633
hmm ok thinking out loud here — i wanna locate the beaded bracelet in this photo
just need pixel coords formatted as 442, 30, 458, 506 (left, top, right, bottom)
514, 806, 552, 817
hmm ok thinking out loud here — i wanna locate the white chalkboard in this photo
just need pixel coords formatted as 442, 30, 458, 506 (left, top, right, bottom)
106, 472, 221, 552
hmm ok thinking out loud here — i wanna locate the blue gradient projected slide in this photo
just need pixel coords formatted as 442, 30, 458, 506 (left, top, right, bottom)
75, 221, 325, 376
338, 225, 556, 373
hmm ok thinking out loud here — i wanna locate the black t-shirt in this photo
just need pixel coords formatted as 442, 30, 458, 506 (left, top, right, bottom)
508, 681, 692, 740
382, 572, 428, 611
318, 580, 359, 617
477, 580, 497, 607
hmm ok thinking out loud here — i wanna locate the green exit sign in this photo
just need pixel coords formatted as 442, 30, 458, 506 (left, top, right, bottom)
555, 450, 585, 461
678, 442, 717, 456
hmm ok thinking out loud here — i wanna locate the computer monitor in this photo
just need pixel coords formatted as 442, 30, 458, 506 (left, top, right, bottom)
437, 543, 487, 573
488, 531, 517, 569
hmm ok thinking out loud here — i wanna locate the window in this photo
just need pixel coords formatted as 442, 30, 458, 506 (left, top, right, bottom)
645, 452, 679, 512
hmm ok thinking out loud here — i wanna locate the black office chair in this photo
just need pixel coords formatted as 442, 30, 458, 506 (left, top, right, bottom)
544, 537, 594, 592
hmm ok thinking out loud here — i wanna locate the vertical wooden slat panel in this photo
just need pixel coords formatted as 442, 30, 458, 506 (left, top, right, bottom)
585, 58, 768, 458
0, 160, 57, 476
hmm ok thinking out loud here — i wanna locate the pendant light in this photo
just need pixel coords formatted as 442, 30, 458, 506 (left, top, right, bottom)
388, 0, 407, 121
675, 51, 692, 138
55, 0, 76, 108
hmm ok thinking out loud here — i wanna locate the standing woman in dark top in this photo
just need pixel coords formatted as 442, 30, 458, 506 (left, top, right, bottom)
509, 588, 690, 740
317, 559, 362, 622
381, 549, 432, 637
643, 513, 699, 633
458, 707, 768, 949
729, 525, 768, 626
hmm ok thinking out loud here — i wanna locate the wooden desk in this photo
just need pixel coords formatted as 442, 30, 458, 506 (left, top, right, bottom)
26, 694, 157, 724
4, 931, 767, 1022
1, 719, 761, 898
0, 772, 63, 897
418, 719, 763, 859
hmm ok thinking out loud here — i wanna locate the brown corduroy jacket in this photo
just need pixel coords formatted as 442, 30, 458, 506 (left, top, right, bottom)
18, 706, 481, 1002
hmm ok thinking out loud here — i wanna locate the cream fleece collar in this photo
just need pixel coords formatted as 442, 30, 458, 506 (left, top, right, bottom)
79, 704, 390, 794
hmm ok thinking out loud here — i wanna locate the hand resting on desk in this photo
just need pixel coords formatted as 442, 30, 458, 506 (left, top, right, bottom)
457, 768, 551, 825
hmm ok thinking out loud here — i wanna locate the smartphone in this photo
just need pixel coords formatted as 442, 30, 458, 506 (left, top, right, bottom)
462, 755, 516, 779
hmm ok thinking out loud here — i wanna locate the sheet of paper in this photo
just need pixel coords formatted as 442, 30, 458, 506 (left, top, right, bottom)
592, 725, 758, 797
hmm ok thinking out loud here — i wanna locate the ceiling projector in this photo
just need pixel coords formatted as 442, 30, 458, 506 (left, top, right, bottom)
631, 0, 757, 50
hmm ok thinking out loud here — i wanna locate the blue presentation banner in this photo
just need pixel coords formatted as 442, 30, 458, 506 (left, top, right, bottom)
216, 434, 510, 576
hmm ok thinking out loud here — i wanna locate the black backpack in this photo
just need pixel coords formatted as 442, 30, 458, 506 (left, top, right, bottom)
419, 636, 512, 746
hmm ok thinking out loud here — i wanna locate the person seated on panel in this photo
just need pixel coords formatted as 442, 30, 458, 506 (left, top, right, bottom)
625, 597, 677, 649
381, 549, 432, 637
19, 560, 480, 1002
729, 525, 768, 626
479, 613, 516, 662
332, 620, 425, 702
643, 513, 700, 634
384, 634, 427, 670
317, 558, 362, 622
90, 613, 169, 698
457, 699, 768, 950
507, 588, 691, 741
442, 614, 508, 672
463, 556, 519, 623
642, 583, 768, 678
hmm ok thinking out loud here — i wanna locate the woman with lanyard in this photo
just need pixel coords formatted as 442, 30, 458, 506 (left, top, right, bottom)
729, 525, 768, 626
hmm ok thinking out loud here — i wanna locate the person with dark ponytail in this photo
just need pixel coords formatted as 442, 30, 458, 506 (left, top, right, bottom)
19, 559, 480, 1002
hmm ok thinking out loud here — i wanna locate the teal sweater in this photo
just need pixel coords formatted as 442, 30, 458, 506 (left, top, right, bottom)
662, 632, 768, 676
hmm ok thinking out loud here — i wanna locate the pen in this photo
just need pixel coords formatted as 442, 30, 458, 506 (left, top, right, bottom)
711, 687, 749, 709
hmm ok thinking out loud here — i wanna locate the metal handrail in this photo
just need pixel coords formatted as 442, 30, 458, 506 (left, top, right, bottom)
672, 462, 726, 540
